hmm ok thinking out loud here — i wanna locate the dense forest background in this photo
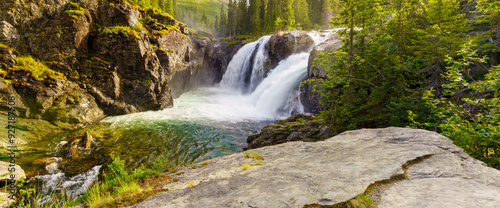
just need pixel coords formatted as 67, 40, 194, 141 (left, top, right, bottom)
126, 0, 337, 36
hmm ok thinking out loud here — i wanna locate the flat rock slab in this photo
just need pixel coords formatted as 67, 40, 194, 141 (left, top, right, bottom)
129, 127, 500, 208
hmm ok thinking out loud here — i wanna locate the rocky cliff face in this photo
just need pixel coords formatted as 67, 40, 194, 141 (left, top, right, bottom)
129, 128, 500, 208
301, 36, 341, 114
0, 0, 225, 126
266, 31, 314, 75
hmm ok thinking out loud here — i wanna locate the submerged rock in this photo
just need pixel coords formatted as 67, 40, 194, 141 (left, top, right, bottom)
129, 128, 500, 208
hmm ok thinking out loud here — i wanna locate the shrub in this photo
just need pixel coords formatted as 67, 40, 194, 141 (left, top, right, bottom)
410, 41, 500, 168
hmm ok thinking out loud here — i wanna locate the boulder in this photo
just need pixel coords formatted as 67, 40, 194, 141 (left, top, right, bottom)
267, 31, 315, 73
0, 21, 20, 46
12, 77, 104, 126
129, 128, 500, 208
0, 191, 15, 207
246, 114, 336, 149
301, 37, 342, 113
0, 161, 26, 183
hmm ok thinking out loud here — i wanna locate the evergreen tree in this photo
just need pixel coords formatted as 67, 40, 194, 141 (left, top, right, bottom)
260, 0, 267, 30
283, 0, 295, 30
294, 0, 311, 30
172, 0, 176, 16
475, 0, 500, 66
219, 4, 227, 36
228, 0, 236, 36
237, 0, 249, 35
249, 0, 262, 34
165, 0, 174, 16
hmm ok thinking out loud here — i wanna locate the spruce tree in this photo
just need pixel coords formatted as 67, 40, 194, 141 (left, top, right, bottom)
219, 4, 227, 36
249, 0, 262, 35
165, 0, 174, 16
237, 0, 248, 35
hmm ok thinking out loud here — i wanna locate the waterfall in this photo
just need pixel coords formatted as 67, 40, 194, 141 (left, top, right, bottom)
247, 53, 309, 117
220, 36, 272, 93
217, 31, 333, 119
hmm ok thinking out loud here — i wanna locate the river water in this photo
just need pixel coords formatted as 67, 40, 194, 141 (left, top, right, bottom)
29, 30, 335, 202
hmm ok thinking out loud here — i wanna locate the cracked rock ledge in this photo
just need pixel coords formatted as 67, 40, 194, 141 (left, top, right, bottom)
128, 127, 500, 208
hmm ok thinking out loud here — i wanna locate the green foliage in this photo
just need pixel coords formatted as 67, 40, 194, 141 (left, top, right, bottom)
411, 41, 500, 168
81, 154, 164, 207
473, 0, 500, 55
11, 56, 67, 81
311, 0, 468, 131
348, 194, 374, 208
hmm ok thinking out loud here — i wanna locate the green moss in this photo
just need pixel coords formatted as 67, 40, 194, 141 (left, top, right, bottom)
10, 56, 66, 81
227, 40, 241, 47
90, 57, 110, 65
188, 28, 197, 35
64, 2, 86, 20
0, 43, 13, 51
0, 69, 7, 78
242, 151, 264, 160
147, 8, 175, 20
348, 194, 374, 208
153, 24, 181, 37
100, 25, 142, 41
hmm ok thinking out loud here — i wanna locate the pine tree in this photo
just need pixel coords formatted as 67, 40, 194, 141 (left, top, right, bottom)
475, 0, 500, 66
294, 0, 311, 30
249, 0, 262, 35
219, 4, 227, 36
237, 0, 248, 35
282, 0, 295, 30
320, 0, 332, 25
227, 0, 236, 36
172, 0, 176, 16
165, 0, 174, 16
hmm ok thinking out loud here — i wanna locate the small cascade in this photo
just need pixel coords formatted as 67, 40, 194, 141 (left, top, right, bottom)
247, 53, 309, 117
249, 35, 272, 92
30, 165, 102, 205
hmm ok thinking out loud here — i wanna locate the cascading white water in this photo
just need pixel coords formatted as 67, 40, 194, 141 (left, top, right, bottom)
249, 35, 272, 92
30, 165, 102, 204
248, 53, 309, 117
220, 36, 272, 92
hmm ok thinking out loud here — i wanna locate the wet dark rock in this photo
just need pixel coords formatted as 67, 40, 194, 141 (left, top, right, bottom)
301, 37, 342, 114
246, 114, 337, 149
267, 31, 315, 73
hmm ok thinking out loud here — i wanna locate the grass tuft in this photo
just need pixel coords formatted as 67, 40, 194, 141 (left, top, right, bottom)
242, 151, 264, 160
241, 163, 252, 171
